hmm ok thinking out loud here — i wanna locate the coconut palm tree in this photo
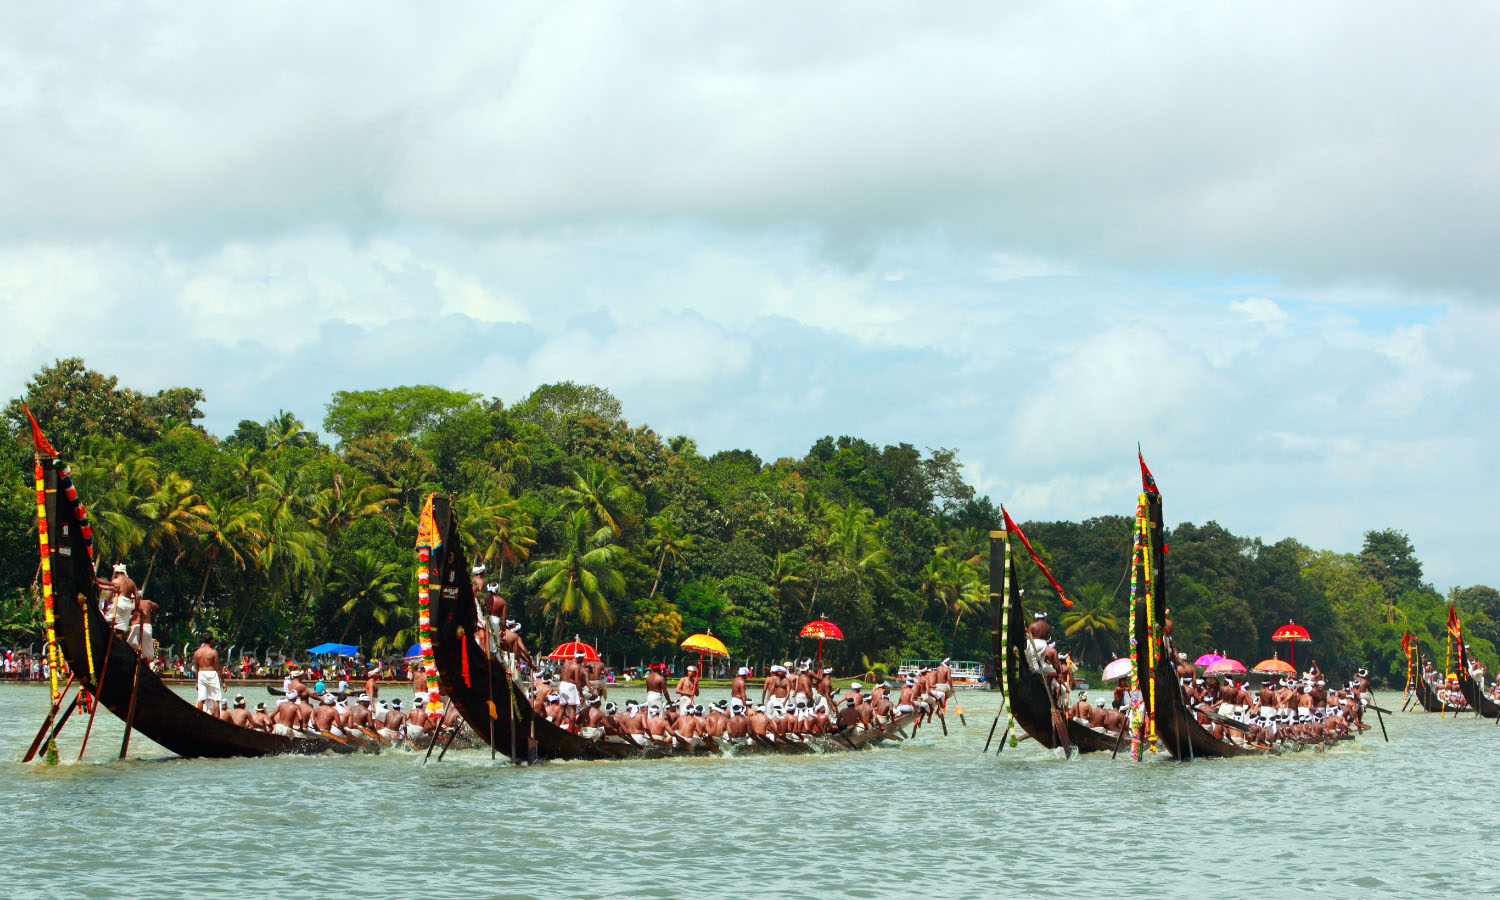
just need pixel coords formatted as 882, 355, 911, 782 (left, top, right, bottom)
529, 510, 626, 641
137, 472, 210, 593
645, 515, 694, 600
327, 549, 406, 645
458, 484, 538, 581
1059, 582, 1123, 665
73, 437, 158, 574
558, 461, 635, 536
186, 493, 265, 633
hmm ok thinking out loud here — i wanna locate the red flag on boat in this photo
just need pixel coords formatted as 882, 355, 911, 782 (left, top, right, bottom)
1000, 506, 1071, 608
1447, 605, 1462, 640
21, 404, 56, 457
1138, 446, 1158, 496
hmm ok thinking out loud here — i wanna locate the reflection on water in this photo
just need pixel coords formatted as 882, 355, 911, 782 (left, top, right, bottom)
2, 684, 1495, 899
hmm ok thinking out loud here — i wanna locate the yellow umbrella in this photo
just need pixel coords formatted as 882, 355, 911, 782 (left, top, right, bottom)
680, 632, 728, 682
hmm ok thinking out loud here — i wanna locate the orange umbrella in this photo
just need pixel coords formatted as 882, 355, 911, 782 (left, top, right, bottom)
798, 618, 843, 669
1252, 656, 1297, 676
680, 632, 728, 681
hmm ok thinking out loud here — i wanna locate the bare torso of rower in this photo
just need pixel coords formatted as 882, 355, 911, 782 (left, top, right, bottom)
731, 674, 748, 703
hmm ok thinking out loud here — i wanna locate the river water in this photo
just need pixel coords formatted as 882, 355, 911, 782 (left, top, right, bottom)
2, 683, 1494, 899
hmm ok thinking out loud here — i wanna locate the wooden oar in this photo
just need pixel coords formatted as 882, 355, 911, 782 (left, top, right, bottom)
982, 713, 1001, 754
1110, 717, 1128, 759
421, 701, 452, 766
995, 719, 1013, 754
118, 655, 145, 759
76, 628, 116, 761
1372, 706, 1389, 742
24, 685, 80, 763
436, 723, 463, 761
22, 674, 75, 763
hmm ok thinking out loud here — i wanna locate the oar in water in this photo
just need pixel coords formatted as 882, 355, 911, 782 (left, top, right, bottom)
119, 652, 147, 760
995, 719, 1013, 754
1110, 718, 1128, 759
22, 674, 76, 763
437, 722, 463, 761
982, 713, 1001, 754
421, 701, 452, 766
24, 685, 81, 763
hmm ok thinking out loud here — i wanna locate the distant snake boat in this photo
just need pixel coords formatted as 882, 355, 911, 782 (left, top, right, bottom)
31, 422, 355, 759
419, 493, 914, 762
1455, 628, 1500, 718
1409, 652, 1447, 713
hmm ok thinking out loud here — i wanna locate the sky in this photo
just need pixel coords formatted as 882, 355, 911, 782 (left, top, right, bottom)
3, 2, 1498, 589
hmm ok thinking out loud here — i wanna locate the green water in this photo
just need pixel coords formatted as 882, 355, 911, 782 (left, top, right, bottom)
2, 684, 1493, 899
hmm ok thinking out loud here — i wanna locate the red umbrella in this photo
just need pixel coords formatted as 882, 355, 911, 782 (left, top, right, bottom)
545, 636, 600, 662
799, 618, 844, 669
1271, 620, 1312, 670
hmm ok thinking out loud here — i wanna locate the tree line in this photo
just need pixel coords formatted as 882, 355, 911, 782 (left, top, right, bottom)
1, 358, 1491, 685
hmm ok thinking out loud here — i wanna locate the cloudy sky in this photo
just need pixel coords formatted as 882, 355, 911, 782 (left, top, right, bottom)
4, 3, 1498, 588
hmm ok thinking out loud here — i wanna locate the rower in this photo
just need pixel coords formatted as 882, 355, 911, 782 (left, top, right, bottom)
559, 650, 587, 726
791, 665, 813, 708
675, 665, 699, 715
348, 694, 375, 734
1086, 699, 1109, 731
226, 695, 252, 727
896, 675, 918, 717
470, 564, 487, 603
1174, 652, 1194, 684
583, 656, 606, 701
836, 696, 863, 732
498, 621, 533, 673
619, 700, 651, 747
817, 668, 833, 707
484, 582, 507, 650
643, 706, 674, 746
250, 702, 273, 733
192, 635, 224, 717
726, 702, 750, 744
128, 594, 157, 660
1070, 691, 1092, 722
407, 701, 430, 741
97, 563, 139, 636
364, 663, 380, 706
933, 658, 956, 710
381, 699, 407, 741
312, 693, 341, 735
762, 665, 788, 713
731, 667, 751, 709
271, 694, 300, 736
644, 663, 669, 710
579, 697, 607, 740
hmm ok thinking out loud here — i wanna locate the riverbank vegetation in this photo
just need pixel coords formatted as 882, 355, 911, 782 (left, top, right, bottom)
2, 358, 1491, 684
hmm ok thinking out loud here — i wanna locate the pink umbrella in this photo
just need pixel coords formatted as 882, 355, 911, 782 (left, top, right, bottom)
1205, 658, 1247, 676
1194, 653, 1224, 667
1101, 657, 1133, 682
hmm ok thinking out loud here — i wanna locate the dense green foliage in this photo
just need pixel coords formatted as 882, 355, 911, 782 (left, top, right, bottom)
2, 359, 1490, 683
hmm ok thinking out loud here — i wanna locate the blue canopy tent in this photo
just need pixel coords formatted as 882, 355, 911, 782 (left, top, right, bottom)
305, 642, 360, 657
404, 643, 422, 660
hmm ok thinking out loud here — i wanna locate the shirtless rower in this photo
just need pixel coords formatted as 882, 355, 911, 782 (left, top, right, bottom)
128, 594, 157, 659
470, 564, 487, 603
644, 664, 670, 710
897, 676, 918, 717
791, 665, 814, 708
644, 706, 676, 746
484, 583, 507, 650
347, 695, 376, 736
225, 695, 252, 727
250, 702, 273, 732
1070, 691, 1092, 722
836, 696, 864, 732
675, 666, 699, 715
619, 700, 651, 747
271, 694, 300, 736
747, 704, 772, 742
381, 699, 407, 742
932, 658, 956, 712
97, 563, 139, 635
731, 667, 751, 709
192, 636, 223, 716
364, 664, 380, 706
558, 651, 587, 728
498, 622, 533, 673
578, 697, 607, 740
763, 665, 791, 713
406, 701, 430, 743
312, 694, 342, 736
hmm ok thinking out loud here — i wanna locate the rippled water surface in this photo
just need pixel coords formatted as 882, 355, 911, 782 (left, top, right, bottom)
3, 684, 1495, 899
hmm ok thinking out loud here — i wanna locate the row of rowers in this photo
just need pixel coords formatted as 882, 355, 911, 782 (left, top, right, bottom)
211, 689, 463, 747
1175, 660, 1371, 745
531, 679, 936, 749
526, 658, 960, 734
